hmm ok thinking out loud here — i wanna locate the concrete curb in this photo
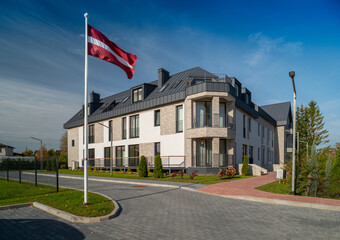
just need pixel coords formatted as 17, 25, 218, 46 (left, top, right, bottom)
194, 191, 340, 212
0, 191, 121, 224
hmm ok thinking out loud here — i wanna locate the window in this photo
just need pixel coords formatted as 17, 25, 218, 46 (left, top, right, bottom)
129, 115, 139, 138
219, 102, 226, 127
132, 88, 142, 102
108, 120, 112, 141
104, 147, 111, 167
155, 142, 160, 156
159, 83, 168, 92
116, 146, 125, 167
89, 148, 95, 166
195, 101, 212, 128
249, 146, 253, 164
0, 147, 2, 153
172, 80, 181, 89
242, 144, 248, 159
176, 105, 183, 132
235, 84, 239, 97
243, 115, 246, 138
245, 93, 250, 104
258, 123, 260, 136
122, 96, 129, 103
248, 118, 251, 132
72, 140, 75, 147
129, 145, 139, 166
122, 117, 126, 139
154, 110, 160, 126
89, 124, 95, 143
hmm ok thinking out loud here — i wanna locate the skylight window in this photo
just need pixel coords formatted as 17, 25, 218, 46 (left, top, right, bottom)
159, 83, 168, 92
122, 96, 129, 103
171, 80, 181, 89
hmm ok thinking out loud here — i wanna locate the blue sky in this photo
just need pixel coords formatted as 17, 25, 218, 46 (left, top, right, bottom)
0, 0, 339, 152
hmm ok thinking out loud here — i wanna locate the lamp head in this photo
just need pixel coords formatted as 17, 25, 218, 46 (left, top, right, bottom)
289, 71, 295, 78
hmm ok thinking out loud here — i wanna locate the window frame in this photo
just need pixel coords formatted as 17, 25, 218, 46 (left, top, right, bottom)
122, 117, 127, 139
176, 105, 183, 133
154, 110, 160, 126
72, 140, 75, 147
154, 142, 160, 156
89, 124, 95, 143
132, 88, 142, 103
129, 115, 140, 138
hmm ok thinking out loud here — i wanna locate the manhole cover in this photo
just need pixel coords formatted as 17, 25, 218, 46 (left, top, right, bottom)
133, 185, 147, 188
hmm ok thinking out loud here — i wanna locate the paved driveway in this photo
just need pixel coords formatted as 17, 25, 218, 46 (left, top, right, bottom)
0, 173, 339, 240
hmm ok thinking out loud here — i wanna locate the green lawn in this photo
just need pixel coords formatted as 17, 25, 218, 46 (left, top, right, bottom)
0, 178, 114, 217
255, 181, 292, 195
56, 169, 252, 185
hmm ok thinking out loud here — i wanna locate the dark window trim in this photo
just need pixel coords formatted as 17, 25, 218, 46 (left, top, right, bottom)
154, 142, 160, 156
122, 117, 127, 139
89, 124, 95, 143
132, 88, 143, 103
154, 110, 160, 126
129, 114, 139, 138
72, 140, 75, 147
108, 120, 112, 141
176, 105, 183, 133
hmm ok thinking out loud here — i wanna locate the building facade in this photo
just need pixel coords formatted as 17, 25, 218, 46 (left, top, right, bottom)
64, 67, 292, 174
0, 143, 14, 157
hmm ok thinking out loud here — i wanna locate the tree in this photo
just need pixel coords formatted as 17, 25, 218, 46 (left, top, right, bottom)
153, 155, 163, 178
60, 132, 67, 152
22, 149, 33, 156
241, 156, 249, 176
35, 146, 48, 161
137, 155, 148, 177
47, 149, 55, 157
329, 148, 340, 198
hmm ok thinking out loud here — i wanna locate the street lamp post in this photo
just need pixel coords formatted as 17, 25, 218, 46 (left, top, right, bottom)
30, 137, 43, 171
99, 122, 113, 176
289, 71, 296, 195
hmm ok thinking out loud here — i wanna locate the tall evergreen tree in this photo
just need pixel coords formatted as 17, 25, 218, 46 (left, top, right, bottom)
306, 100, 329, 146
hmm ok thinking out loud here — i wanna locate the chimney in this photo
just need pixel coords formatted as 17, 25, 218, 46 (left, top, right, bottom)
158, 68, 169, 88
90, 91, 100, 103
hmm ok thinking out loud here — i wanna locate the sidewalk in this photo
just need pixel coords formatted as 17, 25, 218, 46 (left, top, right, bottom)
198, 172, 340, 210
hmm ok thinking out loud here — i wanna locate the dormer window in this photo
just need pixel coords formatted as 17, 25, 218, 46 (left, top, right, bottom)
132, 88, 142, 102
235, 84, 239, 97
245, 93, 249, 104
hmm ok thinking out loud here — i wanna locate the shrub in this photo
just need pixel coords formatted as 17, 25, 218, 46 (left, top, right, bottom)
217, 169, 225, 179
179, 169, 184, 179
46, 159, 52, 171
226, 167, 236, 178
105, 170, 110, 173
171, 171, 178, 178
94, 167, 98, 172
190, 170, 198, 180
60, 164, 67, 169
153, 155, 163, 178
137, 155, 148, 177
241, 156, 249, 176
51, 158, 57, 171
330, 148, 340, 198
88, 166, 92, 172
127, 167, 132, 174
119, 168, 125, 174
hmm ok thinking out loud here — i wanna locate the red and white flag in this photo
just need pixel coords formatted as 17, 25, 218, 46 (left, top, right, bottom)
88, 25, 137, 79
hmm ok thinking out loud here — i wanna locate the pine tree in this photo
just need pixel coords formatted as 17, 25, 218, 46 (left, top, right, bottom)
306, 100, 329, 146
137, 155, 148, 177
153, 155, 163, 178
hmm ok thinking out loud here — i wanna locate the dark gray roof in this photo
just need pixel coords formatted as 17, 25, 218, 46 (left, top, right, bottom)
0, 143, 14, 149
64, 66, 285, 129
261, 102, 291, 126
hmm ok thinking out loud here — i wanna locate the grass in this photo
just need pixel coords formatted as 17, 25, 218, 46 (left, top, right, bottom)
255, 181, 292, 195
0, 178, 114, 217
56, 169, 252, 185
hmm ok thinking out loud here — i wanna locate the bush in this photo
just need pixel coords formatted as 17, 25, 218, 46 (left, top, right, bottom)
217, 169, 224, 179
46, 158, 51, 171
226, 167, 236, 178
330, 148, 340, 198
241, 156, 249, 176
51, 158, 57, 171
88, 166, 92, 172
153, 155, 163, 178
137, 155, 148, 177
127, 167, 132, 174
94, 167, 98, 172
120, 168, 125, 174
190, 170, 198, 180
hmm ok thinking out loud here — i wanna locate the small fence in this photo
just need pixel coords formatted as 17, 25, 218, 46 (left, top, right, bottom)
0, 157, 60, 192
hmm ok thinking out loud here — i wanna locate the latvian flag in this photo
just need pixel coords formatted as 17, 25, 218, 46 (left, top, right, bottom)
88, 25, 137, 79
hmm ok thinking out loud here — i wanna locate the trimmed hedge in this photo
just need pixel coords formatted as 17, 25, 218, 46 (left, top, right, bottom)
153, 155, 163, 178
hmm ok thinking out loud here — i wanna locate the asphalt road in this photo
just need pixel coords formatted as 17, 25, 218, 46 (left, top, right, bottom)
0, 171, 339, 240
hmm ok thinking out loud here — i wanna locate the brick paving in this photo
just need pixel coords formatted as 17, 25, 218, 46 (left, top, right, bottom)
0, 172, 340, 239
198, 172, 340, 207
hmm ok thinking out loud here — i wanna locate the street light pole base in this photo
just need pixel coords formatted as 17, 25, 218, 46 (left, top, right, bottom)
83, 202, 91, 205
291, 191, 295, 195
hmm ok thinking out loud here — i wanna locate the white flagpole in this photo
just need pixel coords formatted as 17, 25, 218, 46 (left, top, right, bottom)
83, 12, 89, 204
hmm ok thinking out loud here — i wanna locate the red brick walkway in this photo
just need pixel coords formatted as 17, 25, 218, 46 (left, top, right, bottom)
198, 172, 340, 207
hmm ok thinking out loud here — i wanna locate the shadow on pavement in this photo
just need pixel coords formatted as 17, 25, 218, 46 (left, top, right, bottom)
0, 219, 85, 240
